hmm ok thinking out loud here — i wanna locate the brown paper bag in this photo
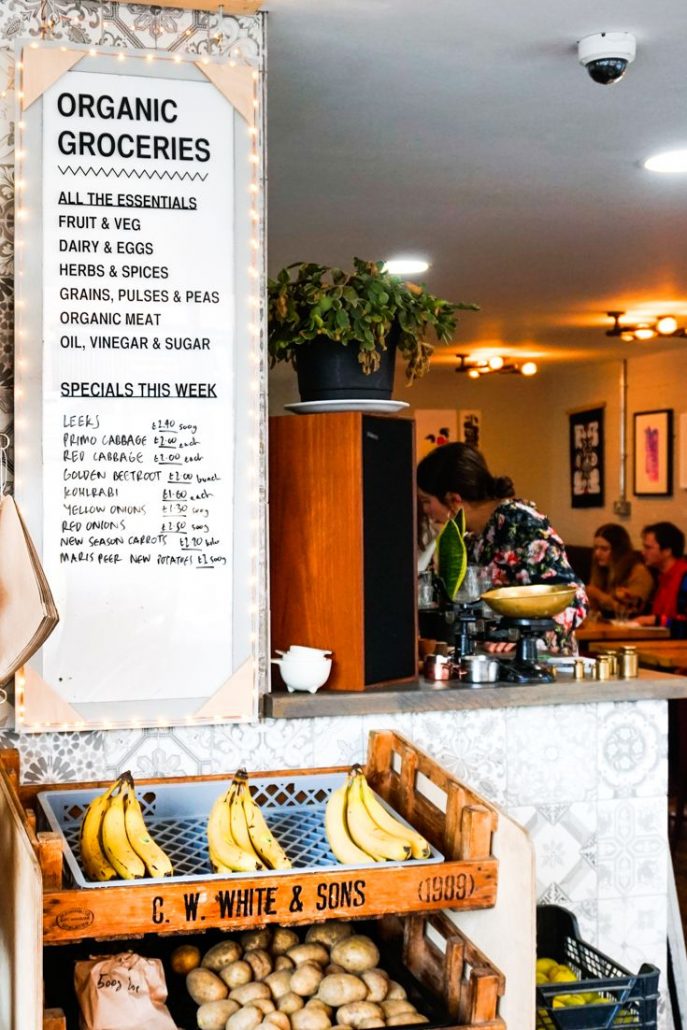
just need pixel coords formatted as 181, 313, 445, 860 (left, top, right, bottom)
0, 494, 59, 684
74, 951, 178, 1030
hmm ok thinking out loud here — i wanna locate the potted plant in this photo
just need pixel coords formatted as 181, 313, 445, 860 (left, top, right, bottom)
268, 258, 477, 402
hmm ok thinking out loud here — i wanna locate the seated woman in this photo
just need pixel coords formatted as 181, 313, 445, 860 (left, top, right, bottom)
586, 523, 655, 619
417, 442, 588, 654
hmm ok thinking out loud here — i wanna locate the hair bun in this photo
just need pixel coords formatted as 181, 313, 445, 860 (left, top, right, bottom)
492, 475, 515, 499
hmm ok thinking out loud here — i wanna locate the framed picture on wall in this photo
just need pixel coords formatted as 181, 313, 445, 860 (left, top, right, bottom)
633, 409, 673, 496
569, 406, 604, 508
413, 410, 458, 460
458, 409, 482, 449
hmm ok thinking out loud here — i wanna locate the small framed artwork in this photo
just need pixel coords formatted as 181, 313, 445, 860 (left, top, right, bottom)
458, 409, 482, 449
569, 406, 604, 508
633, 409, 673, 497
413, 410, 458, 460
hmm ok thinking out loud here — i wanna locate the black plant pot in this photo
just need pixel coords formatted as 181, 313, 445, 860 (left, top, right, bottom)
295, 335, 397, 402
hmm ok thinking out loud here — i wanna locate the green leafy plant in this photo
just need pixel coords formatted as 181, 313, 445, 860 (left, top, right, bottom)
268, 258, 478, 382
435, 509, 467, 600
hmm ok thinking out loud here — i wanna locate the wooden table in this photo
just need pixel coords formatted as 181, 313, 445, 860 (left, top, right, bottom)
575, 621, 670, 644
589, 638, 687, 672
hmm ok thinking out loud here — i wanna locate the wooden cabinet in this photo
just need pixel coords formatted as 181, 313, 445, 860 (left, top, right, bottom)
269, 413, 418, 691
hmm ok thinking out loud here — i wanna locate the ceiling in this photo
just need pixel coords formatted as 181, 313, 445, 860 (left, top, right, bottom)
265, 0, 687, 375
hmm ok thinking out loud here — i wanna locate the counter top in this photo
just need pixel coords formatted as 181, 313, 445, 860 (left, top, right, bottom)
262, 667, 687, 719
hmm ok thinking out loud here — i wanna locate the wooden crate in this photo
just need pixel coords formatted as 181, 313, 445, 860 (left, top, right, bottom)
0, 731, 499, 1028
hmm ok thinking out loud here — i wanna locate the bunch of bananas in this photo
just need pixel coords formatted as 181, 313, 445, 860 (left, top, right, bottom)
207, 768, 292, 873
325, 765, 430, 864
79, 772, 173, 882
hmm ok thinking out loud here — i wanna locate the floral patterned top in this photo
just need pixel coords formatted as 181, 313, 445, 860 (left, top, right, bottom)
467, 498, 589, 654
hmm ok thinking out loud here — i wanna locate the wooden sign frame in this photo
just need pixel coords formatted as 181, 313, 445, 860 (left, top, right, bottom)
13, 41, 266, 731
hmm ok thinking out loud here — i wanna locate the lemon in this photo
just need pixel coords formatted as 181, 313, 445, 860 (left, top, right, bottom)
536, 957, 558, 976
550, 967, 577, 983
536, 972, 549, 984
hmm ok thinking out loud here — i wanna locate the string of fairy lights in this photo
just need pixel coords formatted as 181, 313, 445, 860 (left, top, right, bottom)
13, 28, 265, 732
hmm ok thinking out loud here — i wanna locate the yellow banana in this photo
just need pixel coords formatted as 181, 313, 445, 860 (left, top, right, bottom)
356, 769, 430, 859
240, 776, 292, 870
100, 782, 146, 880
207, 790, 262, 873
79, 782, 119, 882
325, 776, 377, 865
345, 772, 411, 862
227, 776, 265, 868
122, 776, 173, 878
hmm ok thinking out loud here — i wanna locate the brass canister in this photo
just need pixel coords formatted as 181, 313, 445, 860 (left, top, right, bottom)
595, 655, 611, 681
619, 646, 639, 679
574, 658, 587, 680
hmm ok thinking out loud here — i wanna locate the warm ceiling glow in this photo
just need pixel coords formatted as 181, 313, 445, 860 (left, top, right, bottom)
468, 368, 481, 379
487, 355, 505, 370
383, 258, 429, 275
656, 315, 678, 335
644, 150, 687, 173
633, 326, 656, 340
520, 361, 538, 376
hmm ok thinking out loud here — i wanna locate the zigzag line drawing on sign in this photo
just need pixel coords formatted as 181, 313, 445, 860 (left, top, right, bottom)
57, 166, 210, 182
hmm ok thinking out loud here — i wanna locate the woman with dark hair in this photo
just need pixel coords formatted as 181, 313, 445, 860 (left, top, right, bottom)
587, 523, 654, 618
416, 442, 588, 653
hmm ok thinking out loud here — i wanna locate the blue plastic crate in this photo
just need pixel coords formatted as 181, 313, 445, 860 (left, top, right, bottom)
37, 771, 444, 889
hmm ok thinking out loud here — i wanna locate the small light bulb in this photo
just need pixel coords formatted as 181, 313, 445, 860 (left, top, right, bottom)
487, 355, 504, 370
634, 326, 656, 341
468, 368, 481, 379
521, 361, 538, 376
657, 316, 678, 335
620, 332, 635, 343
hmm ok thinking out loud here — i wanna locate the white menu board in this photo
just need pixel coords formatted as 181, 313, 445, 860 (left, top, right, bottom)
14, 46, 262, 727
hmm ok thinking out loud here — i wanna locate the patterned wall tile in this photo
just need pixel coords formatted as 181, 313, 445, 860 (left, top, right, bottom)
411, 708, 506, 805
212, 718, 314, 772
13, 729, 106, 782
505, 704, 598, 806
509, 802, 597, 904
597, 895, 666, 981
597, 700, 667, 800
598, 797, 668, 899
117, 728, 214, 778
311, 715, 368, 768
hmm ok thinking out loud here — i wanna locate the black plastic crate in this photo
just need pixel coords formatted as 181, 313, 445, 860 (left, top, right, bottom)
536, 905, 659, 1030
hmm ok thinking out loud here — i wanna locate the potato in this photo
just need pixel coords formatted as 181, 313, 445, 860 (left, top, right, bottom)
318, 974, 368, 1007
288, 944, 330, 968
265, 970, 294, 1000
227, 1006, 264, 1030
220, 961, 255, 989
361, 971, 388, 1003
229, 982, 272, 1005
186, 967, 229, 1005
381, 1001, 415, 1018
305, 922, 353, 949
170, 943, 201, 975
291, 963, 325, 997
263, 1014, 292, 1030
358, 1021, 385, 1029
276, 956, 296, 972
279, 993, 305, 1015
242, 928, 274, 952
202, 940, 243, 972
306, 999, 333, 1018
330, 938, 380, 975
291, 1007, 332, 1030
253, 998, 278, 1015
385, 982, 407, 1000
335, 1003, 384, 1029
386, 1016, 428, 1026
196, 999, 240, 1030
272, 928, 301, 955
245, 949, 274, 981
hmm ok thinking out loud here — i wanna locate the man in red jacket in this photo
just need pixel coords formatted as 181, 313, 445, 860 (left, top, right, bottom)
636, 522, 687, 635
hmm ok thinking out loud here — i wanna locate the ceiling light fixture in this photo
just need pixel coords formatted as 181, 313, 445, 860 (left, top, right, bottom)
383, 258, 429, 275
606, 310, 687, 341
455, 353, 538, 377
644, 150, 687, 174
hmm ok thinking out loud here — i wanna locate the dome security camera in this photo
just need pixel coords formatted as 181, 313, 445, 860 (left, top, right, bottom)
578, 32, 637, 85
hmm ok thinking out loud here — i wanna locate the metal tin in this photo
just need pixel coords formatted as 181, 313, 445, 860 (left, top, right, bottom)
595, 655, 611, 681
459, 654, 500, 684
423, 654, 453, 681
574, 658, 587, 680
619, 646, 639, 679
603, 651, 619, 677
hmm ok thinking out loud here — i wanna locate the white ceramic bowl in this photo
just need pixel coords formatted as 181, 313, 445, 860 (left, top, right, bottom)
285, 645, 333, 660
271, 656, 332, 693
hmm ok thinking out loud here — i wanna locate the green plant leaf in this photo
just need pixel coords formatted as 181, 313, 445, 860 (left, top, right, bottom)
435, 517, 467, 601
